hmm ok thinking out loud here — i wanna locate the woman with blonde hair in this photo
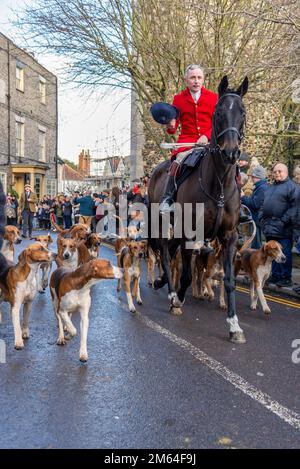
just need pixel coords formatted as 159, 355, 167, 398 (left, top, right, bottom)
293, 164, 300, 185
242, 156, 260, 197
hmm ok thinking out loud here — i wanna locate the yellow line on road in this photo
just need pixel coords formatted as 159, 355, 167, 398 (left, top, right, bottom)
236, 286, 300, 309
102, 242, 300, 309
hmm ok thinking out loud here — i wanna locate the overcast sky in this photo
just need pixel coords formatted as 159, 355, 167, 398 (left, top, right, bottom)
0, 0, 131, 165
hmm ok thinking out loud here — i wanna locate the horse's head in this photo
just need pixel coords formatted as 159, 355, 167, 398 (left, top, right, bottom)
212, 75, 248, 164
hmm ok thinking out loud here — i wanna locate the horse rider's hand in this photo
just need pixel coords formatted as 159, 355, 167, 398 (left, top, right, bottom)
166, 118, 176, 130
197, 135, 208, 145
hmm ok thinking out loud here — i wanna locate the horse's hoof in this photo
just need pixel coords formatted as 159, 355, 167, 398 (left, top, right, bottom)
170, 306, 182, 315
229, 331, 246, 344
220, 304, 227, 311
154, 278, 164, 290
250, 305, 256, 311
264, 310, 271, 318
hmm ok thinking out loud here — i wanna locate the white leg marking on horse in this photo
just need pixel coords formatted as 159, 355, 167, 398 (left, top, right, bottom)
226, 315, 243, 333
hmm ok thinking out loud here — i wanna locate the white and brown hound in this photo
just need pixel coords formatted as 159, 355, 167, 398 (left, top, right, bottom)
0, 225, 22, 262
115, 238, 147, 313
31, 234, 54, 293
50, 259, 123, 362
0, 244, 56, 349
235, 239, 286, 315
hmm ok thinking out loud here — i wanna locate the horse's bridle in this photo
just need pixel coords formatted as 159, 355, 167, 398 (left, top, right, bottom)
211, 93, 245, 152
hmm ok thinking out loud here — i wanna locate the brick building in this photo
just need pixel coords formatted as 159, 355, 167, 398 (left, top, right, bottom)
0, 32, 58, 198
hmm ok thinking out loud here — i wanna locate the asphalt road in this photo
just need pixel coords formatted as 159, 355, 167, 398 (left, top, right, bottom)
0, 234, 299, 449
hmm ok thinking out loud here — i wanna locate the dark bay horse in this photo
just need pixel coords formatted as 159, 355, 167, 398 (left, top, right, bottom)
148, 76, 248, 344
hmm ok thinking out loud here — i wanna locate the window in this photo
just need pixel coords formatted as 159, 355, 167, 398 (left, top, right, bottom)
46, 178, 57, 197
39, 129, 46, 161
39, 76, 46, 104
16, 63, 24, 91
15, 121, 24, 157
34, 174, 42, 199
0, 172, 7, 193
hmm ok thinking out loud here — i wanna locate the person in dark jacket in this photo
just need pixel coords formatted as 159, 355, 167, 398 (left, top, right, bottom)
62, 196, 73, 229
241, 165, 268, 249
259, 163, 300, 287
0, 181, 6, 252
73, 190, 95, 228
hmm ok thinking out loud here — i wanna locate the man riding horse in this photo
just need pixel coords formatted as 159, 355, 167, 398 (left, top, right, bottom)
154, 64, 218, 213
148, 71, 249, 344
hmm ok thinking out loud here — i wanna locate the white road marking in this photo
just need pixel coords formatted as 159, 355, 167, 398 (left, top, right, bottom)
101, 249, 300, 431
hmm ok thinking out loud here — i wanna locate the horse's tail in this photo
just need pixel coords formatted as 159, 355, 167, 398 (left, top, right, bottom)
236, 221, 257, 258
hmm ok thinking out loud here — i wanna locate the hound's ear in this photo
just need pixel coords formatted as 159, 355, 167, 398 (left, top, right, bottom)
218, 75, 229, 97
86, 235, 92, 248
18, 250, 28, 266
236, 76, 248, 98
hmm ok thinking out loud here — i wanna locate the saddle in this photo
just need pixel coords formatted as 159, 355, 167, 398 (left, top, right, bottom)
174, 147, 207, 189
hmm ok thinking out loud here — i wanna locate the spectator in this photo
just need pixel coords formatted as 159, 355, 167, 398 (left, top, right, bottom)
0, 181, 6, 252
259, 163, 300, 287
73, 190, 95, 227
5, 194, 17, 226
19, 184, 38, 239
11, 195, 19, 226
241, 165, 268, 248
91, 193, 100, 232
62, 196, 73, 229
293, 165, 300, 185
243, 156, 260, 196
238, 152, 250, 172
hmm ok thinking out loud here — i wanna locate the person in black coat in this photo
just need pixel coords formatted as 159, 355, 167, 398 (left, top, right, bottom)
259, 163, 300, 287
0, 181, 8, 279
62, 196, 73, 229
241, 165, 268, 249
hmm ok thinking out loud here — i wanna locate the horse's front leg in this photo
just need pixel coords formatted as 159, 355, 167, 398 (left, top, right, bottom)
223, 233, 246, 344
156, 239, 183, 314
176, 246, 193, 312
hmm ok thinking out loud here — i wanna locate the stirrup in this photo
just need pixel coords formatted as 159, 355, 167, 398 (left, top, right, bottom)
159, 199, 175, 213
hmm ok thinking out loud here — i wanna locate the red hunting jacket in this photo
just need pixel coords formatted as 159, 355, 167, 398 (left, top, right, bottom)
167, 86, 218, 156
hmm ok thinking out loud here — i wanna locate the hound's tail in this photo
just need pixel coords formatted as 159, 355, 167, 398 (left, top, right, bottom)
236, 221, 257, 259
51, 219, 64, 233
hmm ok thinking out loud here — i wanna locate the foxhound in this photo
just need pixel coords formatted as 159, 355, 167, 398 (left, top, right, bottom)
0, 244, 56, 349
50, 259, 122, 362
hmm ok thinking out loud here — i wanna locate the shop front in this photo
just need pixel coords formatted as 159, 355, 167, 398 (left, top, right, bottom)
11, 162, 49, 199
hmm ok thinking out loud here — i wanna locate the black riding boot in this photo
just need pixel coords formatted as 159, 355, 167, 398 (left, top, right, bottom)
239, 207, 252, 224
159, 175, 177, 213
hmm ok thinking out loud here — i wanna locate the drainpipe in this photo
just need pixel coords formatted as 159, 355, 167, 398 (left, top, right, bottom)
7, 39, 11, 189
55, 75, 58, 193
